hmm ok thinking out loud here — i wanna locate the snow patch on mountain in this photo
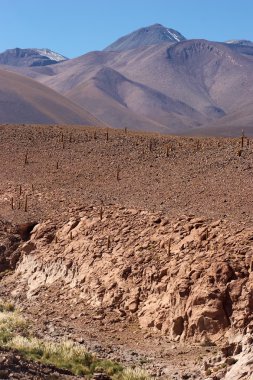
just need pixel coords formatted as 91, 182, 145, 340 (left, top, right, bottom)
34, 49, 67, 62
225, 40, 253, 46
166, 29, 181, 42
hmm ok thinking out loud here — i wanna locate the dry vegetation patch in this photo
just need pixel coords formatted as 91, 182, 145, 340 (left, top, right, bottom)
0, 300, 151, 379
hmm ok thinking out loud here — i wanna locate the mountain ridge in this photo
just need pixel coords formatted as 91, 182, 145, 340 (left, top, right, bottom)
104, 23, 186, 52
0, 47, 68, 67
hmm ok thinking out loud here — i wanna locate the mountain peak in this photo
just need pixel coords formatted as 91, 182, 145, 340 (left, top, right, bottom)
104, 24, 186, 52
0, 48, 68, 67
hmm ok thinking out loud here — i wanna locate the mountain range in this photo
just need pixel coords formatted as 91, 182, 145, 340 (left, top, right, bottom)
1, 23, 253, 135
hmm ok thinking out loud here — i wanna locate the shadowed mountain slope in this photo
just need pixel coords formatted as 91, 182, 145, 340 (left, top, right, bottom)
67, 66, 207, 133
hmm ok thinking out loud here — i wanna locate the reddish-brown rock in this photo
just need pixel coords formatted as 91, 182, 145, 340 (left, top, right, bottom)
3, 206, 252, 346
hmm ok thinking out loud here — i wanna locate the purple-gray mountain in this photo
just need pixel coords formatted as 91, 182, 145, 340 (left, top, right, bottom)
104, 23, 186, 51
1, 24, 253, 135
0, 48, 68, 67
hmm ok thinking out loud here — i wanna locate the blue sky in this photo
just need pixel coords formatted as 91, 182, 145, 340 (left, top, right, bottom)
1, 0, 253, 58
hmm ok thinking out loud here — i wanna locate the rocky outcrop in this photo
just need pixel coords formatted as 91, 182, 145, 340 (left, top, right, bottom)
223, 331, 253, 380
0, 220, 21, 273
202, 330, 253, 379
10, 206, 253, 346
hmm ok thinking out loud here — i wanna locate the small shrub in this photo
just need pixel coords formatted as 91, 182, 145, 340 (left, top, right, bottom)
205, 368, 212, 376
0, 300, 15, 313
0, 310, 25, 345
0, 327, 13, 344
119, 368, 151, 380
92, 360, 123, 376
0, 310, 28, 336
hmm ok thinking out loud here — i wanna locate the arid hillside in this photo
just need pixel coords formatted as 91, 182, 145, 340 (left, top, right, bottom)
0, 124, 252, 225
1, 124, 253, 380
0, 69, 101, 125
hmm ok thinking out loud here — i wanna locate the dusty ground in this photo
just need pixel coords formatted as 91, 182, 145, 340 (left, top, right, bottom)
0, 124, 253, 380
0, 123, 252, 226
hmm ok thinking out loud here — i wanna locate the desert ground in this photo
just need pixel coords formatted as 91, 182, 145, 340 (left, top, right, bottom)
0, 124, 253, 380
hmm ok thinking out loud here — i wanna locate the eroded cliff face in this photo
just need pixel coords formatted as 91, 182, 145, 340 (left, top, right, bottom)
6, 205, 252, 346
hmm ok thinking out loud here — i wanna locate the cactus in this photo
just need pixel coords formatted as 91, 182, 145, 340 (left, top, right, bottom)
24, 151, 28, 165
107, 236, 111, 249
241, 129, 245, 148
24, 195, 28, 212
167, 238, 171, 256
99, 206, 103, 221
116, 165, 120, 181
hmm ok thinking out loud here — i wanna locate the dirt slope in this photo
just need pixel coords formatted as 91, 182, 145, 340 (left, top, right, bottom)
0, 69, 102, 125
0, 124, 252, 225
